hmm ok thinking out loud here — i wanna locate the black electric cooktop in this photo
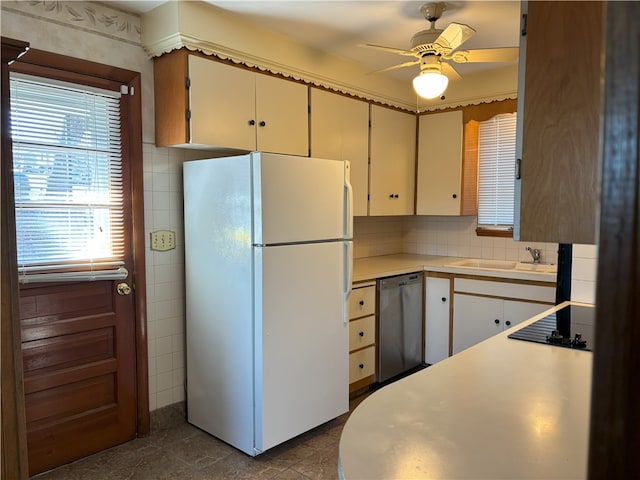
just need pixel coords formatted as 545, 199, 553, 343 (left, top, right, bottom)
508, 304, 596, 351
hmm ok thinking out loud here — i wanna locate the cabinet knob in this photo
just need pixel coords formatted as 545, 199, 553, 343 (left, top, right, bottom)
389, 194, 394, 199
441, 297, 446, 302
359, 331, 364, 337
248, 119, 255, 126
259, 121, 266, 127
494, 319, 500, 324
359, 300, 364, 306
452, 193, 458, 199
394, 194, 399, 198
359, 363, 364, 369
505, 320, 511, 326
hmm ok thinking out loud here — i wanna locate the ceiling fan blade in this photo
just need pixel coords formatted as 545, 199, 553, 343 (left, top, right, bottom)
447, 47, 519, 63
434, 22, 476, 51
441, 62, 463, 81
357, 43, 415, 57
367, 60, 420, 75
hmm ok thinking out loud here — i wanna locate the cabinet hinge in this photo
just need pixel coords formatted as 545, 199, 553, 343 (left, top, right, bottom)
521, 13, 527, 36
186, 110, 191, 121
120, 85, 131, 95
515, 158, 521, 180
185, 77, 191, 89
308, 105, 311, 114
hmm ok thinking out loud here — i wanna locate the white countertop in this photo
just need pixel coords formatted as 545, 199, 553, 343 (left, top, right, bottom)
353, 254, 557, 284
339, 302, 594, 480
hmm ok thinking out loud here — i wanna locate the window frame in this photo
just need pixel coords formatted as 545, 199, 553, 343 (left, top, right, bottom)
461, 99, 517, 237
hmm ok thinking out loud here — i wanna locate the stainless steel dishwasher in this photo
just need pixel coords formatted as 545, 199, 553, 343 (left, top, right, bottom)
377, 272, 423, 383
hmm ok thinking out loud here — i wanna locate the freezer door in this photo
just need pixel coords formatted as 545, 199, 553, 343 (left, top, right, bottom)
252, 153, 348, 244
254, 242, 349, 452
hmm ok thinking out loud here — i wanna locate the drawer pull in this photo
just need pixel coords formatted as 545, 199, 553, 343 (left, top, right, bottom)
359, 363, 364, 369
494, 319, 500, 324
359, 300, 364, 306
441, 297, 446, 302
359, 331, 364, 337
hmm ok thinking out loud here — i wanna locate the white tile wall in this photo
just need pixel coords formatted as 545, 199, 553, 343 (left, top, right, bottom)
144, 145, 218, 410
355, 215, 558, 264
571, 244, 598, 304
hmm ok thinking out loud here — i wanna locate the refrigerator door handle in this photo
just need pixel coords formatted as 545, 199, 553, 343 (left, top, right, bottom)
343, 241, 353, 324
344, 161, 353, 239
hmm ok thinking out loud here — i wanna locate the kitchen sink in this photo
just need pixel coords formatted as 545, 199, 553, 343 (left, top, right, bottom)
447, 258, 557, 273
448, 259, 518, 270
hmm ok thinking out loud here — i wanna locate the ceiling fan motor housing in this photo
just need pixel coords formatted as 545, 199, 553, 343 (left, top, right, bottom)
411, 29, 448, 56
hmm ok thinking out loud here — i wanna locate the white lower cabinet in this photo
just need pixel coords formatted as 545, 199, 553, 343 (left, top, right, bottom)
424, 274, 452, 365
452, 278, 555, 354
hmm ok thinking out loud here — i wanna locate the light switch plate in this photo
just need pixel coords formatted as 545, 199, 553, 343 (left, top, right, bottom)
150, 230, 176, 251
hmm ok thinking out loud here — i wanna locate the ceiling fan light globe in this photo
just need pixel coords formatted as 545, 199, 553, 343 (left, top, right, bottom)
413, 71, 448, 99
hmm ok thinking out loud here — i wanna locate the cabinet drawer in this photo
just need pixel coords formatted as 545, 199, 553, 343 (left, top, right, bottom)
349, 315, 375, 351
348, 286, 376, 319
349, 346, 375, 384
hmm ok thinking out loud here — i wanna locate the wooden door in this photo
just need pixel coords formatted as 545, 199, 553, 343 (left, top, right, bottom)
9, 49, 147, 476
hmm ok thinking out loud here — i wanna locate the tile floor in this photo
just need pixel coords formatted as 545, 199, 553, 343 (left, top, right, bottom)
33, 393, 370, 480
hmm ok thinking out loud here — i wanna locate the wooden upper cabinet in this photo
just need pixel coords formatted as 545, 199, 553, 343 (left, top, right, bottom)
416, 110, 465, 215
369, 105, 416, 216
153, 50, 309, 155
514, 1, 603, 244
309, 88, 369, 217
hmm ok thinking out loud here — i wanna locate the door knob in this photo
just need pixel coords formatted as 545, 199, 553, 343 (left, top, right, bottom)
117, 282, 132, 296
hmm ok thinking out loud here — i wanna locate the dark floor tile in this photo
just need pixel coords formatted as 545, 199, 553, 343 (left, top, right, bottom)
111, 447, 195, 479
197, 449, 288, 480
289, 444, 340, 480
166, 428, 236, 468
272, 468, 312, 479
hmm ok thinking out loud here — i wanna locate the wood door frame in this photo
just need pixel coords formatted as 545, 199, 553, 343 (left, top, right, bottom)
588, 2, 640, 477
1, 44, 149, 476
1, 35, 30, 480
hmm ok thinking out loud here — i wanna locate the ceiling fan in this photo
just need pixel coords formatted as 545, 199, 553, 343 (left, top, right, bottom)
359, 2, 519, 99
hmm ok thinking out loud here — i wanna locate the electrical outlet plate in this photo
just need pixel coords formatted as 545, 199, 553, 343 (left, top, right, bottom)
150, 230, 176, 251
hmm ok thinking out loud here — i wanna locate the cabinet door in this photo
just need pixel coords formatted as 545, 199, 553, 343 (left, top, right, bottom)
310, 89, 370, 216
256, 74, 309, 156
369, 105, 416, 216
503, 300, 552, 331
452, 294, 503, 354
424, 276, 451, 364
514, 1, 603, 244
416, 110, 464, 215
189, 56, 256, 150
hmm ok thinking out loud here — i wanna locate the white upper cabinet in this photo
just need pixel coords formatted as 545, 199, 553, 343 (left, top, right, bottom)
369, 105, 416, 216
416, 110, 464, 215
310, 88, 370, 217
154, 51, 308, 156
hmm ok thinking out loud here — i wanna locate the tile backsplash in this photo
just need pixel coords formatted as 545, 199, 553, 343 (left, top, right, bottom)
571, 244, 598, 304
354, 216, 558, 264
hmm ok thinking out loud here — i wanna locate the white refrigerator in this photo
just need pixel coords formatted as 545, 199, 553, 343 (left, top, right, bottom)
183, 152, 353, 456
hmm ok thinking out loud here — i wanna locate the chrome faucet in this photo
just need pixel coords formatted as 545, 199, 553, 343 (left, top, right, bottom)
526, 246, 542, 264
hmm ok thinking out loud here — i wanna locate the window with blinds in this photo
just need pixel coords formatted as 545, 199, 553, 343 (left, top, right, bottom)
10, 73, 127, 283
477, 113, 517, 231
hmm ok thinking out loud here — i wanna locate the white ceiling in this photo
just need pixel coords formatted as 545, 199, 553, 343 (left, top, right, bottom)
110, 0, 521, 81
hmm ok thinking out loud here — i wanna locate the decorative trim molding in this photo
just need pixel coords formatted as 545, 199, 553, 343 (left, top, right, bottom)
144, 36, 419, 111
2, 1, 141, 45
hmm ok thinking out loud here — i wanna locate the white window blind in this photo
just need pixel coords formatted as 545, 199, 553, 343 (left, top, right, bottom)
10, 73, 127, 283
477, 113, 517, 229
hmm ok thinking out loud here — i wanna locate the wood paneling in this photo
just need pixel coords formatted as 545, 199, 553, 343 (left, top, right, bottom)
153, 49, 189, 147
518, 1, 603, 244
